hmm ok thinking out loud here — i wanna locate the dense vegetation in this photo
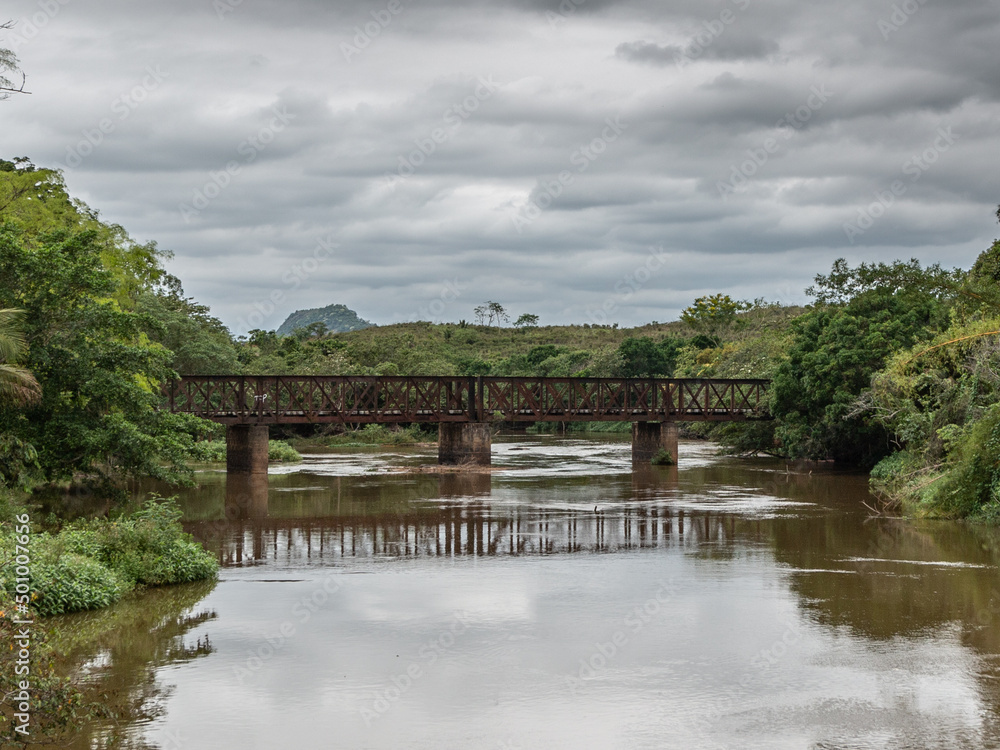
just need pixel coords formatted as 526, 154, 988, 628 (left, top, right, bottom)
1, 496, 217, 617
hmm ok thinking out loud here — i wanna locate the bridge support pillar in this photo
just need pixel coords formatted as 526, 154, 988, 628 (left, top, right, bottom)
226, 424, 269, 475
438, 422, 491, 466
632, 421, 678, 465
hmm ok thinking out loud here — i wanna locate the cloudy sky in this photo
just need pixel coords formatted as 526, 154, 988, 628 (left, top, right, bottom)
2, 0, 998, 334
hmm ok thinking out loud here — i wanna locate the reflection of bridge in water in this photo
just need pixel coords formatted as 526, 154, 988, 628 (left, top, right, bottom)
192, 504, 739, 565
186, 466, 748, 565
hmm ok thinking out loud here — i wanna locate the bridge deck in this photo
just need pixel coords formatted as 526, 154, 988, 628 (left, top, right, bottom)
166, 376, 769, 425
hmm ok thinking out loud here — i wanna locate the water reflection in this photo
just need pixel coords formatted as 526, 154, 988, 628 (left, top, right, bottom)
59, 438, 1000, 749
44, 581, 218, 750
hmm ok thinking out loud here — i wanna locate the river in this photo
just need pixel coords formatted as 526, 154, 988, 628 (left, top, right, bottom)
50, 435, 1000, 749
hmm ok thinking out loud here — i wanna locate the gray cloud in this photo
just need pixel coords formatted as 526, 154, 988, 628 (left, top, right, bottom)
1, 0, 998, 334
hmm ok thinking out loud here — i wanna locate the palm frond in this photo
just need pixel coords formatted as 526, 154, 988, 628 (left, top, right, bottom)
0, 364, 41, 406
0, 308, 28, 363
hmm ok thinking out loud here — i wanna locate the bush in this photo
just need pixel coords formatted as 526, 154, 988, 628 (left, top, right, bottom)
1, 496, 218, 617
67, 496, 218, 588
923, 405, 1000, 519
28, 554, 130, 617
268, 440, 302, 462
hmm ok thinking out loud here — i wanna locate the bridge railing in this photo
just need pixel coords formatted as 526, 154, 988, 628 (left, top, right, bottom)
165, 375, 769, 424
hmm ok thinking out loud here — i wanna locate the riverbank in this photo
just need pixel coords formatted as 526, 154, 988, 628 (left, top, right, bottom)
0, 493, 218, 745
0, 494, 218, 617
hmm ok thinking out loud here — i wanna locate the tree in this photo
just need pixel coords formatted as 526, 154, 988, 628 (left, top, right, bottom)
0, 22, 28, 99
0, 224, 215, 489
617, 337, 682, 377
771, 287, 942, 465
806, 257, 963, 306
292, 321, 329, 341
0, 308, 39, 406
514, 313, 539, 329
138, 291, 240, 375
681, 294, 748, 341
473, 301, 509, 327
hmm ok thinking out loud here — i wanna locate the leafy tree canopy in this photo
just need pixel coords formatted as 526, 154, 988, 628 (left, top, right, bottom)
681, 294, 748, 339
771, 286, 944, 465
617, 337, 683, 378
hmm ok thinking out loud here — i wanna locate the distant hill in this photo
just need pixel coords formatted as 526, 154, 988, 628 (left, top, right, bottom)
276, 303, 373, 336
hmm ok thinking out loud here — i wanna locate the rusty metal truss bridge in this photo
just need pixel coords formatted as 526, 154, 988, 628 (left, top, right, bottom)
165, 376, 770, 425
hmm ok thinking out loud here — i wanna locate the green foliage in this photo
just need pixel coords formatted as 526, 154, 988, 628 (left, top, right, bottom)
514, 313, 539, 329
456, 357, 492, 376
0, 433, 39, 488
0, 164, 225, 489
681, 294, 748, 339
650, 448, 675, 466
27, 553, 130, 616
0, 307, 40, 407
806, 257, 963, 306
617, 337, 683, 377
916, 405, 1000, 519
0, 496, 217, 618
138, 291, 240, 374
771, 286, 943, 465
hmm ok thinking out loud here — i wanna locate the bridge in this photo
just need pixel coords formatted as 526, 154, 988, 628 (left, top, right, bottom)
165, 375, 770, 474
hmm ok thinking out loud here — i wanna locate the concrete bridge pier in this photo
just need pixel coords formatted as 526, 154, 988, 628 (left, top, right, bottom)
632, 421, 679, 465
226, 424, 270, 475
439, 422, 492, 466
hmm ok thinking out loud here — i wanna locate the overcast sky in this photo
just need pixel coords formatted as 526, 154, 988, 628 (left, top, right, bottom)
2, 0, 998, 334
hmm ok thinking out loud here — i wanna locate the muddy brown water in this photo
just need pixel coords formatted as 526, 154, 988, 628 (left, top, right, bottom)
48, 436, 1000, 749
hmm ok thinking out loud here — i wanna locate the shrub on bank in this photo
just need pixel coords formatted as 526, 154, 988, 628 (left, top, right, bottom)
28, 554, 130, 616
1, 496, 218, 617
